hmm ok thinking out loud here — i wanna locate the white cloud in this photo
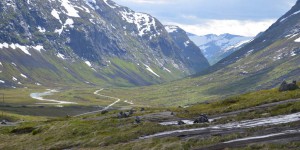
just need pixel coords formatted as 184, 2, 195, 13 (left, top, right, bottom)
116, 0, 172, 4
165, 19, 276, 37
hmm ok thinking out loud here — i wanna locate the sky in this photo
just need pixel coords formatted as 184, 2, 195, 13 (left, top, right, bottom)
113, 0, 297, 37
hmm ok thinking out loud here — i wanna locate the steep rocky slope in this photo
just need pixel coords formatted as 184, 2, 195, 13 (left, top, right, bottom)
0, 0, 209, 88
165, 25, 209, 73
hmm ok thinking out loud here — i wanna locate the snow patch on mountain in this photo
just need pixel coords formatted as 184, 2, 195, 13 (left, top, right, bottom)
120, 9, 158, 37
12, 76, 18, 81
280, 10, 300, 22
32, 45, 44, 52
37, 26, 46, 33
55, 18, 74, 35
21, 74, 28, 78
294, 37, 300, 42
224, 39, 252, 52
291, 51, 297, 56
60, 0, 80, 18
85, 0, 99, 10
8, 43, 31, 56
51, 9, 62, 23
163, 67, 172, 73
64, 18, 74, 28
103, 0, 119, 9
0, 80, 5, 83
57, 53, 66, 59
85, 61, 92, 67
144, 64, 160, 77
1, 43, 44, 54
165, 25, 179, 33
184, 41, 190, 47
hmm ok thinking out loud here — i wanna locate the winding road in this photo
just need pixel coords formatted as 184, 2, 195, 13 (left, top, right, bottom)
75, 89, 122, 117
30, 88, 133, 117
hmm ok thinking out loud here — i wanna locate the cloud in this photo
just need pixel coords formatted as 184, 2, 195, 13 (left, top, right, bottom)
165, 19, 276, 37
115, 0, 172, 4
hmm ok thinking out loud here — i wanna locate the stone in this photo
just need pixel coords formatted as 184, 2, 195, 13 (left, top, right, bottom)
1, 120, 6, 125
135, 116, 141, 124
194, 114, 209, 124
177, 120, 185, 125
279, 80, 299, 92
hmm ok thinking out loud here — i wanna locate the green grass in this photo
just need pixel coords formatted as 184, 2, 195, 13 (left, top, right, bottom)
175, 85, 300, 118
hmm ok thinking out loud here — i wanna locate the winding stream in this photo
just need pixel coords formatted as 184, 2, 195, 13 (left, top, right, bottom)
140, 112, 300, 139
30, 89, 77, 105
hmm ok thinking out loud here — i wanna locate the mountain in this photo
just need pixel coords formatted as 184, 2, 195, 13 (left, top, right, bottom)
0, 0, 209, 88
121, 0, 300, 105
165, 25, 209, 73
194, 0, 300, 95
189, 33, 252, 65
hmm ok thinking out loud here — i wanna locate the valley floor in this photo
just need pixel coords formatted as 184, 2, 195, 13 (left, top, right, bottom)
0, 85, 300, 149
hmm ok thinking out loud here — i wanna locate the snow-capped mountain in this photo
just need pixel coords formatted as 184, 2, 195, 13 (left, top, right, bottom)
165, 25, 209, 73
196, 0, 300, 92
189, 33, 252, 64
0, 0, 209, 88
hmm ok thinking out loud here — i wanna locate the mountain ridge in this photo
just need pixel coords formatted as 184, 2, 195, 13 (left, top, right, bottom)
0, 0, 209, 88
188, 33, 252, 64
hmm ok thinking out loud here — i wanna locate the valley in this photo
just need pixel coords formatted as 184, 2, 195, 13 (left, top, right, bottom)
0, 0, 300, 149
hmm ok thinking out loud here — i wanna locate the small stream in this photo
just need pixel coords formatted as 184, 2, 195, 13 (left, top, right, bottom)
30, 89, 77, 105
141, 112, 300, 139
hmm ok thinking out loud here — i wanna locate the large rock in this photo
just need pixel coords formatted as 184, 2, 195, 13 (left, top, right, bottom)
194, 114, 209, 123
279, 81, 299, 92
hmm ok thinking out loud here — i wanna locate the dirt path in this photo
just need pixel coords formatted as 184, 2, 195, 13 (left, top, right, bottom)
75, 89, 121, 117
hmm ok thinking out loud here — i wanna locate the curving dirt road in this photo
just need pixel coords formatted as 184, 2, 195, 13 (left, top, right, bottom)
75, 89, 121, 117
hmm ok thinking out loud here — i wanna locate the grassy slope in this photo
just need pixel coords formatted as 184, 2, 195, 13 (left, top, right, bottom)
95, 37, 300, 107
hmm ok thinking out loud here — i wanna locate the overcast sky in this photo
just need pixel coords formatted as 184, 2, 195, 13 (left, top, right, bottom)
113, 0, 297, 37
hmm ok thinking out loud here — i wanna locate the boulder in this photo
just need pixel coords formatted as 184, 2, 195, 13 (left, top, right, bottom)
135, 116, 141, 124
117, 111, 124, 118
194, 114, 209, 124
279, 80, 299, 92
1, 120, 6, 125
117, 111, 132, 118
177, 120, 185, 125
129, 109, 135, 115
